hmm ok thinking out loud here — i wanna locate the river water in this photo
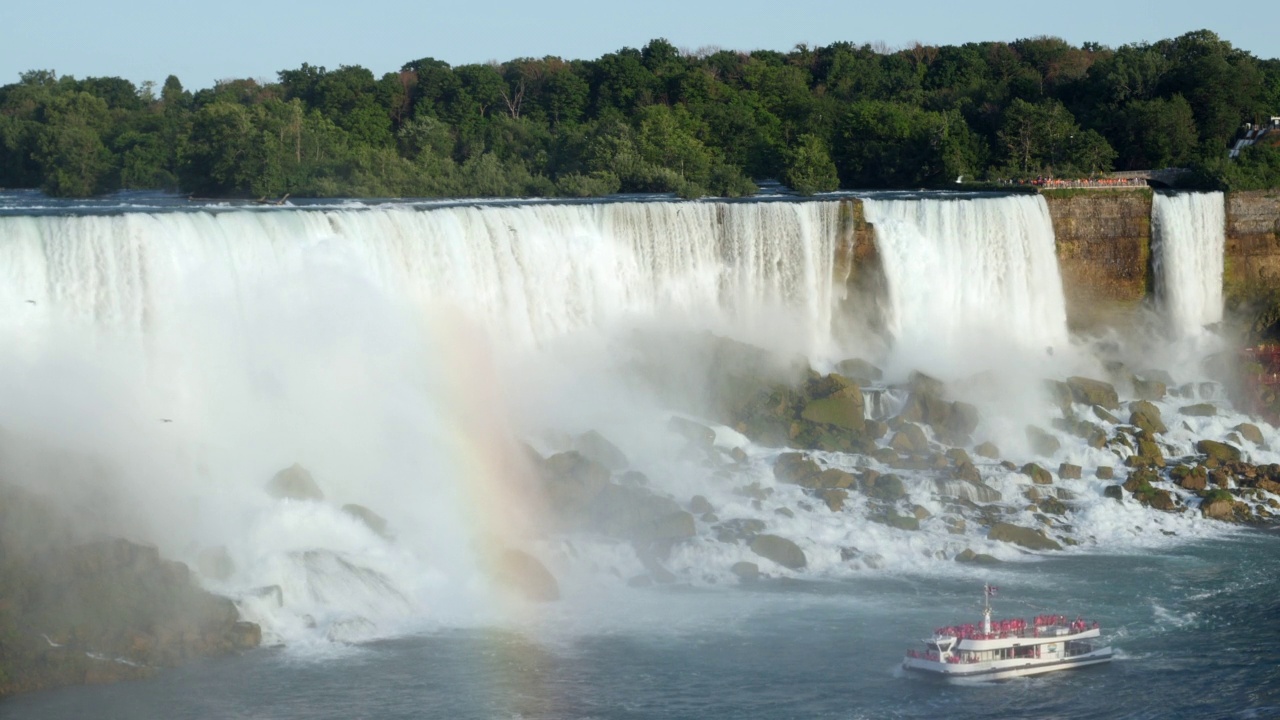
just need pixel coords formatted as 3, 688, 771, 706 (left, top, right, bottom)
0, 190, 1276, 718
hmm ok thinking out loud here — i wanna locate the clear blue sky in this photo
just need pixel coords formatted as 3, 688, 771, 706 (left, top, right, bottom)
2, 0, 1277, 91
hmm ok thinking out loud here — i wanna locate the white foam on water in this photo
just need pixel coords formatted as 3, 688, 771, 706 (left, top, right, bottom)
1152, 191, 1226, 339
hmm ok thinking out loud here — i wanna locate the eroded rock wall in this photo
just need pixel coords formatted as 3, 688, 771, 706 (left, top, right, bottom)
1224, 190, 1280, 305
1043, 190, 1153, 329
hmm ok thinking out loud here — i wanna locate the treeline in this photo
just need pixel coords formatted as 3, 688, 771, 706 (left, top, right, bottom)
1, 29, 1279, 199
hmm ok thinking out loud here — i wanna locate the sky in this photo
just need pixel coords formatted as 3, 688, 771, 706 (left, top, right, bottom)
2, 0, 1278, 91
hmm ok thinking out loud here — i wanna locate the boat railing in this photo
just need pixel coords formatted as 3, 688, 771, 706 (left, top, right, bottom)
931, 616, 1101, 641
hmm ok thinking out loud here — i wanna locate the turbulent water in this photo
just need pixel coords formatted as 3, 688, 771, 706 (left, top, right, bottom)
1, 190, 1276, 718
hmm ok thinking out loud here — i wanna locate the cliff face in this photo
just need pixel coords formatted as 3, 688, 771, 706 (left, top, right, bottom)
1043, 190, 1153, 329
1225, 190, 1280, 305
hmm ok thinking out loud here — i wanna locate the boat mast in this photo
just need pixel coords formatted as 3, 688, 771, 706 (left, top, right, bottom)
982, 583, 993, 635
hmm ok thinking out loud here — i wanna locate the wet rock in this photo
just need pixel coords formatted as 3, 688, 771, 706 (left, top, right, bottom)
1096, 466, 1114, 479
859, 472, 906, 501
1038, 497, 1069, 515
266, 463, 324, 501
935, 478, 1002, 503
974, 441, 1000, 459
1128, 400, 1167, 435
342, 504, 391, 539
1234, 423, 1266, 446
1127, 434, 1165, 467
955, 549, 1001, 564
946, 448, 973, 466
987, 522, 1062, 551
668, 416, 717, 448
587, 484, 695, 542
952, 460, 982, 483
909, 370, 946, 398
889, 423, 929, 453
713, 518, 768, 543
835, 358, 882, 384
540, 451, 611, 516
1026, 425, 1061, 457
773, 452, 821, 486
1092, 406, 1121, 424
820, 488, 848, 512
1044, 379, 1073, 413
730, 561, 760, 581
871, 510, 920, 531
1058, 463, 1082, 480
573, 430, 629, 470
689, 495, 714, 514
1180, 403, 1217, 417
1171, 465, 1208, 491
1067, 377, 1120, 410
1103, 485, 1124, 501
1021, 463, 1053, 485
748, 534, 807, 569
493, 549, 560, 602
1133, 376, 1167, 401
1197, 440, 1242, 464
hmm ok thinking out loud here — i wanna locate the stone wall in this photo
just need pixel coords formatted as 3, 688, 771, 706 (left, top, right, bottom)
1224, 190, 1280, 305
1043, 189, 1153, 329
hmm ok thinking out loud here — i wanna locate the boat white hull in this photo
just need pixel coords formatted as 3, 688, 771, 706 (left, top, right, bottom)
903, 648, 1113, 681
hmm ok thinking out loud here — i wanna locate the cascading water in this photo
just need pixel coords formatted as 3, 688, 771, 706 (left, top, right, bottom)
861, 195, 1069, 379
0, 199, 851, 642
1152, 191, 1226, 338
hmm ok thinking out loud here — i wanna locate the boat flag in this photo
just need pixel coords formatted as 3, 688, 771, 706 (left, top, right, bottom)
985, 585, 998, 597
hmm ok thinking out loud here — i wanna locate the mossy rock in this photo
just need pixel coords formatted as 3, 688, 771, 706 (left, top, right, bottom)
1128, 400, 1166, 434
987, 522, 1062, 551
800, 394, 866, 433
1180, 403, 1217, 417
1066, 377, 1120, 410
1021, 462, 1053, 485
748, 534, 807, 569
1197, 440, 1242, 463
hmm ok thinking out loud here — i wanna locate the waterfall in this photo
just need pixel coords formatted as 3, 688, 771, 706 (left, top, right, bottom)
861, 195, 1068, 377
0, 201, 846, 357
1152, 192, 1225, 337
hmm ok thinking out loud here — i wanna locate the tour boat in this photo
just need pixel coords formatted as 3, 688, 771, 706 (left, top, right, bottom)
902, 585, 1112, 680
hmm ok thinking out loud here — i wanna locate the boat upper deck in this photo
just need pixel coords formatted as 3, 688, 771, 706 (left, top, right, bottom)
933, 615, 1101, 643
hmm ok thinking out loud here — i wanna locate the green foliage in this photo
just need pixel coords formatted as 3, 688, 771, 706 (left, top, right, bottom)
1, 30, 1278, 198
1203, 488, 1234, 504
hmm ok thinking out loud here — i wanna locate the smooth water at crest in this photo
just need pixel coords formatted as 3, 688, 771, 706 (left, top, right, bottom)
7, 532, 1278, 719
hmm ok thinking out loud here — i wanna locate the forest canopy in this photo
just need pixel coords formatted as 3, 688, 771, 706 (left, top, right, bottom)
1, 30, 1277, 198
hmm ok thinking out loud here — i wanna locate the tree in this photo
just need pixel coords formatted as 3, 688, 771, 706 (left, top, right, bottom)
34, 92, 114, 196
782, 133, 838, 194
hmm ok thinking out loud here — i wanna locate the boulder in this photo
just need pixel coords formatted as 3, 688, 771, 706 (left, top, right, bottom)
1180, 403, 1217, 417
1058, 463, 1082, 480
819, 488, 848, 512
587, 484, 694, 542
1197, 440, 1242, 464
1103, 485, 1124, 501
1021, 463, 1053, 485
1234, 423, 1265, 446
748, 534, 807, 570
342, 504, 391, 539
689, 495, 714, 514
934, 478, 1002, 503
1026, 425, 1061, 457
974, 441, 1000, 459
541, 451, 611, 516
859, 472, 906, 501
573, 430, 629, 470
266, 463, 324, 501
1066, 377, 1120, 410
1096, 466, 1114, 479
713, 518, 768, 543
987, 522, 1062, 551
1128, 400, 1167, 435
492, 549, 560, 602
872, 510, 920, 531
946, 402, 981, 439
955, 549, 1001, 564
1092, 406, 1121, 424
834, 358, 883, 384
667, 416, 717, 448
889, 423, 929, 453
1133, 376, 1167, 401
773, 452, 822, 486
729, 561, 760, 581
811, 468, 858, 490
909, 370, 946, 398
